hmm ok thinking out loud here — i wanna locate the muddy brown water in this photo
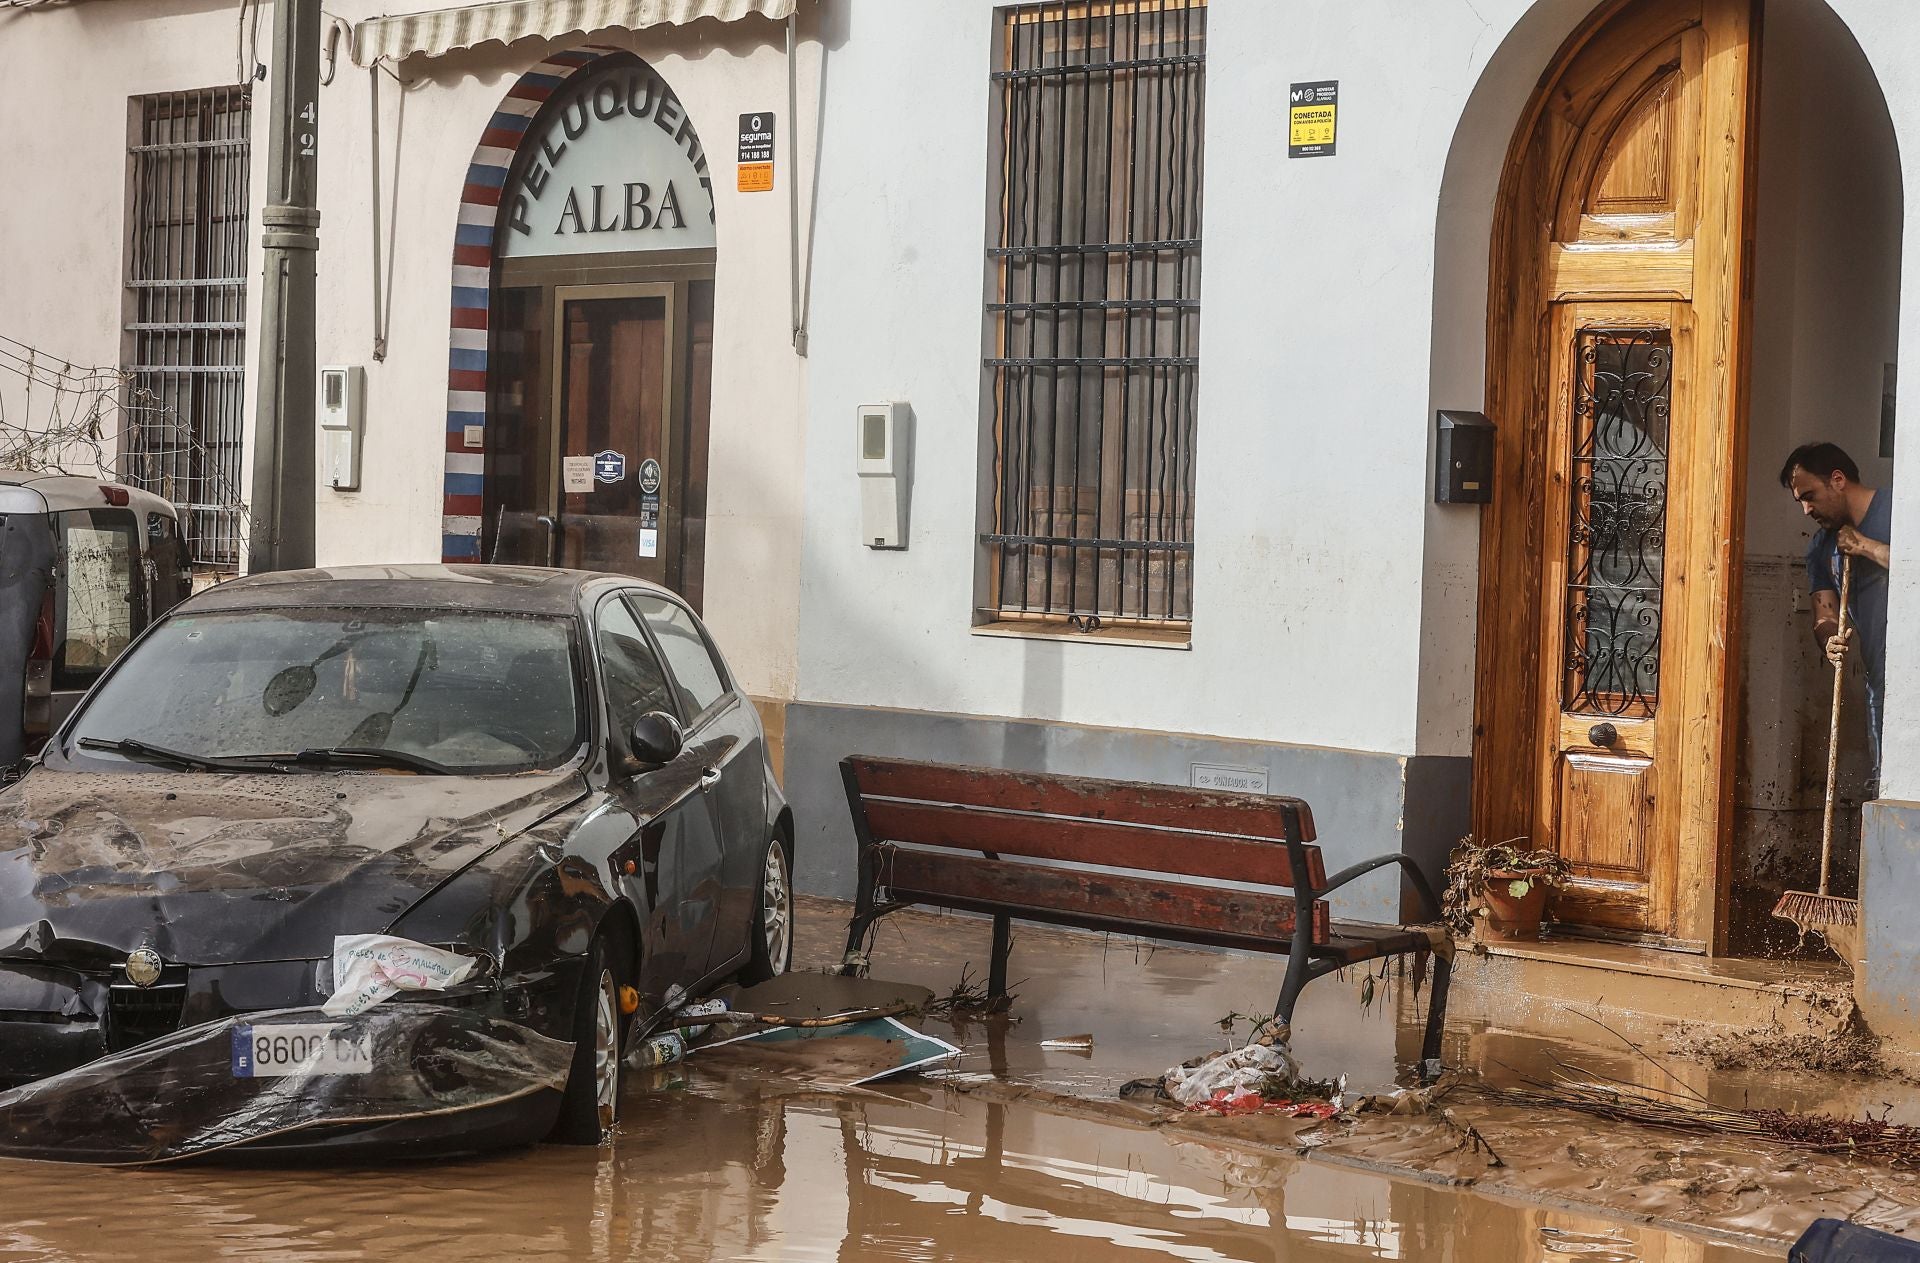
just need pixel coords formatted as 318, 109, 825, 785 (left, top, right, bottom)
0, 1067, 1767, 1262
12, 896, 1910, 1258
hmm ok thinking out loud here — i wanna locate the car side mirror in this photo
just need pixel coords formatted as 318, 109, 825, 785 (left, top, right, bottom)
628, 711, 684, 767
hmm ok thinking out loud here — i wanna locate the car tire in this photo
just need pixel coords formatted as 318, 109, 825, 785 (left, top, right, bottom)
739, 833, 794, 985
550, 934, 623, 1145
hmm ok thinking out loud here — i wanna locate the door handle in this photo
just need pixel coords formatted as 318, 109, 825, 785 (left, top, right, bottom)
1588, 722, 1618, 748
699, 767, 722, 791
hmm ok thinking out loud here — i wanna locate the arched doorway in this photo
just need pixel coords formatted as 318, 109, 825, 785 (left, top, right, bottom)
1473, 0, 1759, 949
440, 49, 717, 607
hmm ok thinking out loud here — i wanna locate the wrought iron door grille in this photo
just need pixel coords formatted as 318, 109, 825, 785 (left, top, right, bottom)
985, 0, 1205, 625
1562, 327, 1671, 718
124, 88, 252, 568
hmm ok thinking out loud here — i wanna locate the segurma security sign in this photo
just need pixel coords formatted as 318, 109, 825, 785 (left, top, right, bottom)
500, 63, 717, 258
1289, 81, 1339, 158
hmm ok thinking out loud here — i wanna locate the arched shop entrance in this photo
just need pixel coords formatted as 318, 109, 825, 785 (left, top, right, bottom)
443, 49, 717, 607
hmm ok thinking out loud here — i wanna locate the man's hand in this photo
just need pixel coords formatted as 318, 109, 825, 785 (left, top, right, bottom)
1835, 526, 1892, 569
1826, 626, 1853, 668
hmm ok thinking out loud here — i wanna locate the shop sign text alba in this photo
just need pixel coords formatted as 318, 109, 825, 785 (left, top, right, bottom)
501, 63, 718, 257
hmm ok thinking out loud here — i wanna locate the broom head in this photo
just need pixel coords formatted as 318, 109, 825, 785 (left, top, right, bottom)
1772, 888, 1861, 929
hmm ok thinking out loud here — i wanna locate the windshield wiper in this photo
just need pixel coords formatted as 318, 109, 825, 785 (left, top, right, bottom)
75, 736, 263, 773
279, 747, 457, 776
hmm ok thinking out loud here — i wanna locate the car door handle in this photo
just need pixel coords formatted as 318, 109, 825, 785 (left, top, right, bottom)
700, 768, 722, 791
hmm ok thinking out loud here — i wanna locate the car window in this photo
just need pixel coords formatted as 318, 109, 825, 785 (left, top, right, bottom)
596, 598, 676, 723
68, 607, 583, 773
631, 593, 728, 721
54, 509, 139, 691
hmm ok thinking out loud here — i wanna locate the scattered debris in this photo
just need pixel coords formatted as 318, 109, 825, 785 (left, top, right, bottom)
1039, 1034, 1094, 1050
1483, 1073, 1920, 1168
1670, 1020, 1896, 1080
698, 1016, 961, 1088
921, 965, 1016, 1020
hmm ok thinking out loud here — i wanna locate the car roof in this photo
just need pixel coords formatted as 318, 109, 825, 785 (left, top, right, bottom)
0, 469, 177, 517
180, 564, 675, 617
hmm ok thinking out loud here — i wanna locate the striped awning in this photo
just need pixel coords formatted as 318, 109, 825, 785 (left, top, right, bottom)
351, 0, 795, 65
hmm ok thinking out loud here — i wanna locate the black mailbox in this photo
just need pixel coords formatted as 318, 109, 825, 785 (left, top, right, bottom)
1436, 410, 1494, 504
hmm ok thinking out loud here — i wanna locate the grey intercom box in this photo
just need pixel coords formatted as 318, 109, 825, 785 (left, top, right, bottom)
1435, 410, 1494, 505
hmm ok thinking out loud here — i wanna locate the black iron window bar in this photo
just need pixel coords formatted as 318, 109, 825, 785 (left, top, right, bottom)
124, 87, 252, 568
985, 0, 1206, 627
1562, 327, 1672, 719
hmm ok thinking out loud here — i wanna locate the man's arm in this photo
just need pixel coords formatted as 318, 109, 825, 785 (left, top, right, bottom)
1836, 525, 1891, 569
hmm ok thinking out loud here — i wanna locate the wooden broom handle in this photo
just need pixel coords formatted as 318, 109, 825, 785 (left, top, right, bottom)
1819, 554, 1853, 897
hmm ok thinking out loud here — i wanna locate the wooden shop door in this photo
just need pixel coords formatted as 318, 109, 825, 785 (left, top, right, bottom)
1475, 0, 1758, 948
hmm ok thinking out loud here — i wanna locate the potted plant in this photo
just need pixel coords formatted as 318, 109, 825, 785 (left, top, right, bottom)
1443, 838, 1572, 942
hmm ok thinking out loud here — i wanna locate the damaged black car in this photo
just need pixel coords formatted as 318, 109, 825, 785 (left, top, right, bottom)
0, 565, 794, 1158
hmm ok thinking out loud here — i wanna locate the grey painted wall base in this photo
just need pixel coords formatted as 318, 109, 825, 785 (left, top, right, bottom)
1863, 800, 1920, 1040
782, 701, 1471, 925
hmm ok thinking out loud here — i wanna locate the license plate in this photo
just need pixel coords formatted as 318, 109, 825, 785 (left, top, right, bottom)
231, 1023, 373, 1078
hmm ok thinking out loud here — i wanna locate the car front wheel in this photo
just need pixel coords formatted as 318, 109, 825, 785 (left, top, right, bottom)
550, 935, 622, 1144
740, 835, 794, 983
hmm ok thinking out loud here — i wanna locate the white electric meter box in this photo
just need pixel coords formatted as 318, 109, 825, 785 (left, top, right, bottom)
318, 365, 366, 491
856, 401, 912, 549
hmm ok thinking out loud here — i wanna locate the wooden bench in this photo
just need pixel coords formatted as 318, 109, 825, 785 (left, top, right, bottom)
837, 756, 1452, 1067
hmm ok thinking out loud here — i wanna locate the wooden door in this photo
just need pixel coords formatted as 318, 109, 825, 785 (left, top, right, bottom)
1475, 0, 1758, 948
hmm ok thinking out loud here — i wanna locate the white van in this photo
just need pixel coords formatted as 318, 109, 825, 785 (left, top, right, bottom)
0, 471, 191, 768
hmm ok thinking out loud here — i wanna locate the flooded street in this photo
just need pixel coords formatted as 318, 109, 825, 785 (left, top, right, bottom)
0, 1066, 1767, 1262
0, 898, 1834, 1260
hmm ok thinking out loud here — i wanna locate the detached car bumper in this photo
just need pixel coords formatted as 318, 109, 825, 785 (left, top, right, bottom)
0, 1002, 574, 1164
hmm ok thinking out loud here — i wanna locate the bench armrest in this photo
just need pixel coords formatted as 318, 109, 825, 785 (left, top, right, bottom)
1318, 853, 1444, 924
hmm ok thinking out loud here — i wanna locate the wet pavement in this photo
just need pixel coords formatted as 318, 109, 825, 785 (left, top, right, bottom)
0, 895, 1910, 1258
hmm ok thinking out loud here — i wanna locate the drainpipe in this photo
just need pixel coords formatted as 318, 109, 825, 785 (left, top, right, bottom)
788, 9, 805, 356
247, 0, 322, 572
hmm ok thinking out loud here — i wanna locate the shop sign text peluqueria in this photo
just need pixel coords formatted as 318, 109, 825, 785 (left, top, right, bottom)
501, 62, 719, 259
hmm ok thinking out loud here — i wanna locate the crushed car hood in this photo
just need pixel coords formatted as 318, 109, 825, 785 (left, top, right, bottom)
0, 769, 587, 966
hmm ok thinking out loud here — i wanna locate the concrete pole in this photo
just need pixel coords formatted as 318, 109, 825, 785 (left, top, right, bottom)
247, 0, 322, 573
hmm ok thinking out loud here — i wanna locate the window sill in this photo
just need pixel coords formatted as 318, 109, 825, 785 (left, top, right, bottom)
970, 619, 1192, 650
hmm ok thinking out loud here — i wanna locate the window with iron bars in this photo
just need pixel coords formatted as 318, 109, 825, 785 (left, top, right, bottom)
123, 88, 251, 569
984, 0, 1205, 628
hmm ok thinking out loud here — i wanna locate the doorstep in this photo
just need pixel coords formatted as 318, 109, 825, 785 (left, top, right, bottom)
1450, 936, 1857, 1042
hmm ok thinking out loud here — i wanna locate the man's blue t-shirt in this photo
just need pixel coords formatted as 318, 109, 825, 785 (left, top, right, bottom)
1806, 488, 1892, 746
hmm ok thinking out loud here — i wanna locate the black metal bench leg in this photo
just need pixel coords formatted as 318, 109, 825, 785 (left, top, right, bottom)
840, 910, 877, 977
987, 913, 1012, 998
1420, 953, 1452, 1079
1273, 949, 1311, 1032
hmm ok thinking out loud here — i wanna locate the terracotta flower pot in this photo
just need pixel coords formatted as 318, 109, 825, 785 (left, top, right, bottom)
1480, 869, 1551, 941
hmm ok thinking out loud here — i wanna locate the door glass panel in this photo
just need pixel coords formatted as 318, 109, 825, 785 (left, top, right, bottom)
54, 510, 138, 691
1562, 327, 1671, 718
633, 594, 727, 720
559, 296, 669, 580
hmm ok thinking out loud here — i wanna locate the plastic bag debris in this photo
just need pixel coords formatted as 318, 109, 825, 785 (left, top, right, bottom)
1187, 1088, 1337, 1119
0, 1005, 570, 1164
323, 935, 478, 1017
1160, 1041, 1301, 1107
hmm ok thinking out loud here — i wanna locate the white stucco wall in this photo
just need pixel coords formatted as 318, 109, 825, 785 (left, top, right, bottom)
0, 0, 268, 484
0, 3, 817, 703
797, 0, 1552, 759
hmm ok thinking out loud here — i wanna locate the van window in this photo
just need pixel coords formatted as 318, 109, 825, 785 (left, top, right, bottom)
55, 509, 139, 691
146, 511, 190, 615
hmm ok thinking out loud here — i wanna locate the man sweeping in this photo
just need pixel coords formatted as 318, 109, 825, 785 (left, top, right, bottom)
1781, 442, 1891, 789
1775, 442, 1890, 948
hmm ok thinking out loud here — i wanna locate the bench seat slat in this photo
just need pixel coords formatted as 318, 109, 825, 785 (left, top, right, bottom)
879, 847, 1332, 949
847, 756, 1317, 844
861, 799, 1326, 890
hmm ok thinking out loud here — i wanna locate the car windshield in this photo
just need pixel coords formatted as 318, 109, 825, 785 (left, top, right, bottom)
67, 607, 583, 774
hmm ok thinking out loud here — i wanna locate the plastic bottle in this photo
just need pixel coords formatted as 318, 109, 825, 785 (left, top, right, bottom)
627, 1031, 685, 1069
678, 998, 730, 1042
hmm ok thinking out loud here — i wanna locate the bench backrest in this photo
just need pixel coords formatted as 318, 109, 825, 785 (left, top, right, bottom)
843, 756, 1326, 893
